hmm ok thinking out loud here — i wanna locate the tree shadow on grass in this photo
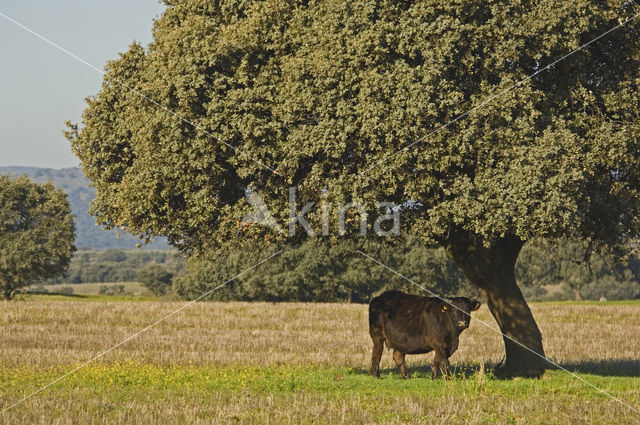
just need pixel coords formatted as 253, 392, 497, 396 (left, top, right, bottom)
555, 359, 640, 377
356, 358, 640, 379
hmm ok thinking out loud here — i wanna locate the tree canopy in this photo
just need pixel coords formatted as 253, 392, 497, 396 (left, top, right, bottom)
68, 0, 640, 254
0, 175, 75, 299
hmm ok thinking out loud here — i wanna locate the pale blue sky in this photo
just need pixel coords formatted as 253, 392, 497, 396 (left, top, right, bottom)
0, 0, 166, 168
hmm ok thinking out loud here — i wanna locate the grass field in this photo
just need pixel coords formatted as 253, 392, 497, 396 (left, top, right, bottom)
1, 298, 640, 424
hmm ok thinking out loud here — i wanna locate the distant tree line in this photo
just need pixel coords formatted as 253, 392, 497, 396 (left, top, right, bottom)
174, 238, 475, 303
48, 240, 639, 303
48, 248, 184, 284
517, 240, 640, 301
174, 238, 640, 303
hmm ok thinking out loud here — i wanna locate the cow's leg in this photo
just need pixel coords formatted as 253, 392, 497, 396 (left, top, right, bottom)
369, 335, 384, 378
440, 356, 451, 380
431, 356, 440, 379
392, 350, 409, 379
432, 351, 449, 379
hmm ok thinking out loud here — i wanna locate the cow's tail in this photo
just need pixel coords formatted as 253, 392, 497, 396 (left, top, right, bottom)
368, 299, 380, 330
369, 298, 391, 349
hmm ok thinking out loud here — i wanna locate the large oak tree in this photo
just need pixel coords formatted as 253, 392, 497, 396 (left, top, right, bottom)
68, 0, 640, 377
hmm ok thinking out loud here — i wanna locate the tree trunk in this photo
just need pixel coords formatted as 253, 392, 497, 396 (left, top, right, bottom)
1, 287, 12, 300
444, 231, 547, 378
572, 287, 583, 301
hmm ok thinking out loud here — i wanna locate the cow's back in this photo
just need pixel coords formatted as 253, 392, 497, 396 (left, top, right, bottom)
369, 291, 431, 339
370, 290, 421, 325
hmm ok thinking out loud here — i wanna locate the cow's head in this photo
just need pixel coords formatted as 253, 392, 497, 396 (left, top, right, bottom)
447, 297, 481, 331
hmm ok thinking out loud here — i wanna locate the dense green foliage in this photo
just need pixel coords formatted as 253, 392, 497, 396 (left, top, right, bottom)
137, 264, 174, 295
0, 175, 75, 299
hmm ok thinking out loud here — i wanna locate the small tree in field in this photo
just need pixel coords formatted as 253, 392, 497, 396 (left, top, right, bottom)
0, 175, 75, 299
68, 1, 640, 376
137, 265, 173, 296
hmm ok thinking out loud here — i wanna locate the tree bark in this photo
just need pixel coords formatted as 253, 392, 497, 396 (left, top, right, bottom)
572, 287, 583, 301
444, 231, 547, 378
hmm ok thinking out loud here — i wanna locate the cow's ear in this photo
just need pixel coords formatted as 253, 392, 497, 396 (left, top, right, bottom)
441, 304, 448, 313
471, 300, 481, 311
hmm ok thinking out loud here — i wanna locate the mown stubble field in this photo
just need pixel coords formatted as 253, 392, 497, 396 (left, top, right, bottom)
1, 299, 640, 424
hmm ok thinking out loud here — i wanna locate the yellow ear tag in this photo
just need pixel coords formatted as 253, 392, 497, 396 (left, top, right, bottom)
441, 305, 448, 312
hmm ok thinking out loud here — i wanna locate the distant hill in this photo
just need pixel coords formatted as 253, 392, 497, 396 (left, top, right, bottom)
0, 166, 169, 250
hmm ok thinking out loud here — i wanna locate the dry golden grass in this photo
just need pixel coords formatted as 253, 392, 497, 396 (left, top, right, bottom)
1, 299, 639, 371
2, 299, 640, 424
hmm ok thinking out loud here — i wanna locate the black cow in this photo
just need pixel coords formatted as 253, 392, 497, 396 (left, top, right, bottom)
369, 290, 481, 379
